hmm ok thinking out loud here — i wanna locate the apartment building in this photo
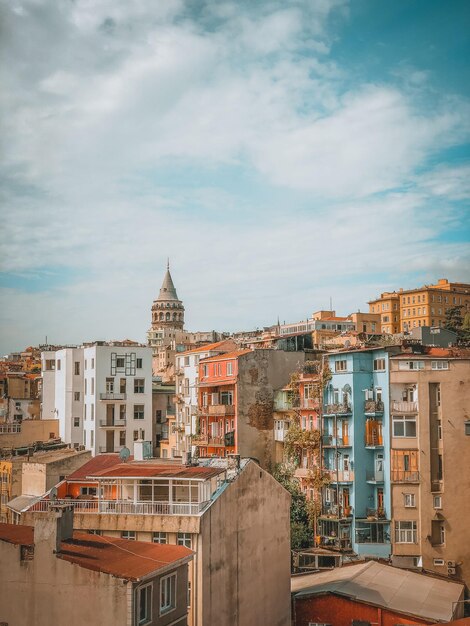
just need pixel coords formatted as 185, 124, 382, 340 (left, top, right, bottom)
167, 340, 237, 461
318, 348, 397, 557
196, 349, 305, 468
389, 347, 470, 585
369, 278, 470, 334
0, 508, 193, 626
41, 343, 153, 456
21, 455, 291, 626
153, 379, 176, 457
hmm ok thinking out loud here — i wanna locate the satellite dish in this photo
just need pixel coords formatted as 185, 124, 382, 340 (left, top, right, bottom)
119, 447, 131, 462
50, 487, 58, 500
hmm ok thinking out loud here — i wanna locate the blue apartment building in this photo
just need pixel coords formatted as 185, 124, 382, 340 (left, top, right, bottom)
319, 348, 395, 558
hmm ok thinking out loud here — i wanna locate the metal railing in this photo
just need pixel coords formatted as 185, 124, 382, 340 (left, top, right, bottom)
100, 393, 127, 401
366, 470, 384, 482
324, 403, 351, 415
99, 419, 126, 428
323, 469, 355, 482
364, 400, 384, 414
391, 470, 420, 483
28, 499, 209, 516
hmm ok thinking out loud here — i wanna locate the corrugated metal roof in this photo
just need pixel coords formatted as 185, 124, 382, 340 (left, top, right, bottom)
59, 532, 192, 581
89, 462, 225, 480
67, 453, 132, 481
6, 494, 42, 513
0, 522, 34, 546
292, 561, 464, 622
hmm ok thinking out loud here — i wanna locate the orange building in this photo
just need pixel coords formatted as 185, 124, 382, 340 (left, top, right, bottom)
369, 278, 470, 334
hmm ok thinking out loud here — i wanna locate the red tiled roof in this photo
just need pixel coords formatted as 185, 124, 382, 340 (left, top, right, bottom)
89, 462, 224, 480
180, 339, 236, 355
59, 532, 193, 581
198, 378, 236, 387
201, 349, 252, 363
67, 454, 132, 481
0, 523, 34, 546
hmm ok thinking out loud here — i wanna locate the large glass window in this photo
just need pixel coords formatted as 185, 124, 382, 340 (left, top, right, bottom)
160, 573, 176, 615
392, 415, 416, 437
395, 521, 417, 543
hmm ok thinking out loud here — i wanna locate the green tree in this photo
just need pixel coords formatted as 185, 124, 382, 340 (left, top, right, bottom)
444, 305, 470, 342
272, 463, 313, 549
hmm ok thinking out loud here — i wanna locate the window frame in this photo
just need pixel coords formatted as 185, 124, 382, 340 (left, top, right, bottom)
136, 581, 153, 626
160, 572, 177, 616
392, 414, 417, 438
394, 520, 418, 544
134, 405, 145, 420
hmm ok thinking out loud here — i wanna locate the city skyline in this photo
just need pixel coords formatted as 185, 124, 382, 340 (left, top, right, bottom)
1, 0, 469, 353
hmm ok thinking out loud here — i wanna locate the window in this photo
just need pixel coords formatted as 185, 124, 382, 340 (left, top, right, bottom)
80, 486, 97, 496
373, 358, 385, 371
398, 361, 424, 371
116, 356, 125, 368
91, 358, 95, 369
433, 495, 442, 509
395, 521, 417, 543
91, 403, 94, 421
184, 356, 190, 366
403, 494, 415, 508
227, 362, 233, 375
57, 359, 61, 371
136, 358, 143, 369
202, 365, 208, 377
73, 417, 80, 428
465, 421, 470, 436
74, 392, 80, 401
134, 379, 145, 394
136, 582, 153, 625
152, 532, 167, 544
134, 405, 145, 420
434, 558, 445, 566
119, 431, 126, 446
45, 359, 55, 370
121, 530, 136, 540
90, 430, 94, 447
160, 573, 176, 616
431, 361, 449, 370
91, 377, 94, 394
133, 430, 139, 441
335, 360, 347, 372
392, 415, 417, 437
177, 532, 192, 548
74, 361, 80, 375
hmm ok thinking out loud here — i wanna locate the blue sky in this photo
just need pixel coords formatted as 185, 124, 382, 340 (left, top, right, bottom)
0, 0, 469, 353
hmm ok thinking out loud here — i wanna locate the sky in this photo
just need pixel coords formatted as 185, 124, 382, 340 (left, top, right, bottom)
1, 0, 469, 353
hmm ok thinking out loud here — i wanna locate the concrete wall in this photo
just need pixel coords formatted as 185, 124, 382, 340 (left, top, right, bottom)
198, 461, 291, 626
21, 450, 92, 496
237, 350, 305, 469
0, 418, 59, 449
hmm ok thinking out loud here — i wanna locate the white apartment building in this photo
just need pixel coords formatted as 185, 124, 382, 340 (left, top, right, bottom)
41, 343, 153, 455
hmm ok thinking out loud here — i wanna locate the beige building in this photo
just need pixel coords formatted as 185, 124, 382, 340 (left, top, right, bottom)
0, 418, 59, 452
0, 507, 193, 626
369, 278, 470, 334
389, 347, 470, 586
21, 456, 291, 626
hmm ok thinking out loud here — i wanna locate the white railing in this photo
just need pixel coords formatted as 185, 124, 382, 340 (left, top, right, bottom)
391, 401, 418, 413
0, 424, 21, 434
28, 499, 209, 516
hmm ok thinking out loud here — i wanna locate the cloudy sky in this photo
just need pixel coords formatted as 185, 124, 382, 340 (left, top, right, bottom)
1, 0, 469, 353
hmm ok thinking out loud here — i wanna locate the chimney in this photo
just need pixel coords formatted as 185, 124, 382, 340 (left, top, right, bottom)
34, 505, 74, 554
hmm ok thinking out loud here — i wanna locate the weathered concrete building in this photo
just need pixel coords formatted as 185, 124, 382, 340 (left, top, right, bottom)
389, 347, 470, 586
21, 456, 292, 626
0, 508, 193, 626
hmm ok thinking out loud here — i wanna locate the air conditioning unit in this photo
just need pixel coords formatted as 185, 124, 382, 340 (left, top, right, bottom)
447, 560, 456, 567
448, 567, 456, 575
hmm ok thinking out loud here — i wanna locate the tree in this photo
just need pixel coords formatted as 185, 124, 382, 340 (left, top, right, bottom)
444, 306, 470, 342
272, 463, 313, 549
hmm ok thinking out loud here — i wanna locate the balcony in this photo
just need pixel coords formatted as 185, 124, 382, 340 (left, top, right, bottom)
323, 469, 355, 483
365, 436, 383, 448
366, 470, 384, 483
192, 434, 208, 445
363, 507, 387, 520
100, 393, 126, 401
29, 498, 209, 516
391, 401, 418, 413
208, 436, 225, 447
319, 505, 353, 521
322, 435, 351, 447
364, 400, 384, 415
391, 470, 420, 483
324, 403, 352, 415
99, 419, 126, 428
208, 404, 235, 416
296, 398, 320, 410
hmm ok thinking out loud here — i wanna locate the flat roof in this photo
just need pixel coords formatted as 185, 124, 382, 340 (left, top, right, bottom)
21, 448, 89, 465
89, 462, 225, 480
59, 532, 192, 581
0, 522, 34, 546
292, 561, 464, 622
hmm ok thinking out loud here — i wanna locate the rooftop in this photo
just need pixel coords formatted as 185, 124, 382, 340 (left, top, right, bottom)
0, 522, 34, 546
292, 561, 464, 622
200, 349, 252, 363
88, 461, 225, 480
66, 453, 131, 481
180, 339, 236, 355
59, 532, 192, 581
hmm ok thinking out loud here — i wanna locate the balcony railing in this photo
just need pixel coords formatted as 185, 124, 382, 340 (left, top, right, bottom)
320, 505, 353, 520
28, 499, 209, 516
100, 393, 127, 401
99, 419, 126, 428
208, 436, 225, 446
366, 470, 384, 483
391, 470, 420, 483
208, 404, 235, 416
323, 469, 354, 483
324, 403, 352, 415
364, 507, 387, 519
192, 434, 208, 445
391, 401, 418, 413
295, 398, 320, 410
364, 400, 384, 414
322, 435, 350, 447
365, 435, 383, 447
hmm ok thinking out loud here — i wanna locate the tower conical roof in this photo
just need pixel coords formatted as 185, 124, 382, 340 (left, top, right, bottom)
157, 262, 180, 302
